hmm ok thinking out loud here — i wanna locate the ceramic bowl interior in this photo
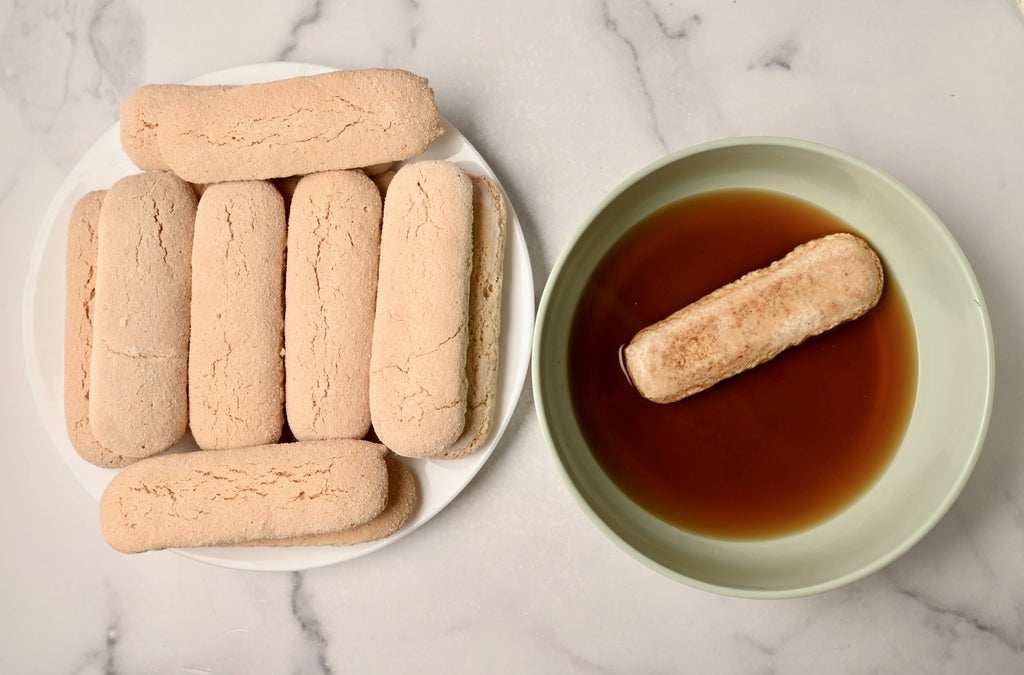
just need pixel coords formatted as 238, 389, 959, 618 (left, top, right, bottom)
532, 137, 993, 598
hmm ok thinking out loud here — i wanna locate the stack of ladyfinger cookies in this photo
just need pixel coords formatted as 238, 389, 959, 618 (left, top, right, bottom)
62, 68, 507, 554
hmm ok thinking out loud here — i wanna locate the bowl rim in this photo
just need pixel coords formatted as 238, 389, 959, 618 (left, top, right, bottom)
532, 135, 995, 598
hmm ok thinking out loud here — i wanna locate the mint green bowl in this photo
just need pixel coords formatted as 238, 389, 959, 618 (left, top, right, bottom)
533, 137, 993, 598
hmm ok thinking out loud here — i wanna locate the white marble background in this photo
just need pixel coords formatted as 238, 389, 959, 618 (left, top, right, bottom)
2, 0, 1023, 672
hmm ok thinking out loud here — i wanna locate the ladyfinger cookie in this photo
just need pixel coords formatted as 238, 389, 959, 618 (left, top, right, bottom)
624, 233, 884, 404
120, 84, 233, 172
64, 191, 133, 468
369, 161, 474, 457
189, 181, 286, 450
156, 69, 444, 183
370, 169, 397, 200
89, 172, 196, 458
240, 454, 417, 547
438, 176, 507, 459
99, 439, 390, 553
285, 170, 382, 441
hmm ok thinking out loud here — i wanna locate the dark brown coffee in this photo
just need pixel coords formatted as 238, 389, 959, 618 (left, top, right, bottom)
568, 189, 917, 539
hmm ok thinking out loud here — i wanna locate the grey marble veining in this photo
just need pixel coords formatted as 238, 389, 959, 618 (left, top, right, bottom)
66, 581, 122, 674
2, 0, 1024, 672
0, 0, 135, 164
290, 572, 334, 675
278, 0, 326, 62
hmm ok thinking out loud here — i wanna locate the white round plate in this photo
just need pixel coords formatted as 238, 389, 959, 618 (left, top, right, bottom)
23, 62, 535, 571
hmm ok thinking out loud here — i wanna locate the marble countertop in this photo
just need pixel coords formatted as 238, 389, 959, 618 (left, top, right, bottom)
3, 1, 1023, 672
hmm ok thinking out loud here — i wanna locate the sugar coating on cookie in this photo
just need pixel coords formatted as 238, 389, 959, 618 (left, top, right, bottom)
64, 190, 134, 468
370, 160, 474, 457
99, 439, 390, 553
438, 175, 507, 459
89, 172, 196, 458
189, 180, 286, 450
285, 170, 382, 441
624, 232, 884, 403
120, 84, 233, 172
156, 69, 444, 183
240, 454, 418, 547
